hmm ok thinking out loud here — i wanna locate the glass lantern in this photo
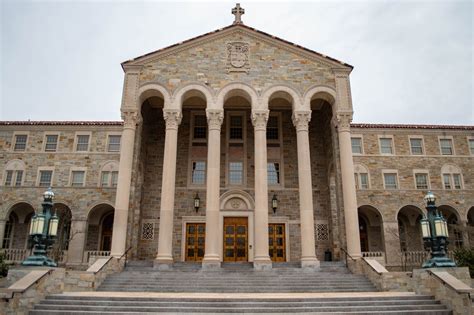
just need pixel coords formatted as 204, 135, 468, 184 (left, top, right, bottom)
420, 218, 431, 238
48, 214, 59, 237
434, 217, 449, 237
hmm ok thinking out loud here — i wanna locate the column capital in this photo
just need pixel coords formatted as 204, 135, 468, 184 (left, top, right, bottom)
333, 111, 353, 132
206, 109, 224, 131
163, 109, 182, 130
121, 111, 141, 129
251, 110, 269, 131
292, 111, 311, 132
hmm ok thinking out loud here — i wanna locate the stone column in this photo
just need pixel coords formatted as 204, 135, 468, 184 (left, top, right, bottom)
0, 220, 6, 248
252, 110, 272, 270
335, 111, 362, 259
155, 109, 182, 268
110, 111, 140, 257
66, 219, 87, 265
459, 221, 470, 249
292, 111, 319, 268
382, 220, 402, 266
202, 109, 223, 269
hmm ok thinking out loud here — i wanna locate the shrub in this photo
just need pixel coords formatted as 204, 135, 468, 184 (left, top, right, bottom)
453, 247, 474, 278
0, 252, 8, 277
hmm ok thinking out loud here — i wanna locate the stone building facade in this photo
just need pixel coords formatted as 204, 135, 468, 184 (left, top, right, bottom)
1, 11, 473, 269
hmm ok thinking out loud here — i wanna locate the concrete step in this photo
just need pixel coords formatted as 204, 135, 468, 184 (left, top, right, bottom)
30, 293, 451, 314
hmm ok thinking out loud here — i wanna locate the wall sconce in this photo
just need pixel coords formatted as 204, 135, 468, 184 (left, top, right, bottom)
272, 194, 278, 213
194, 193, 200, 213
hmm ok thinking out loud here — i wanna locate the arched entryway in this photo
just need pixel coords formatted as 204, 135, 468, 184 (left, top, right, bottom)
397, 205, 424, 251
2, 202, 35, 250
468, 207, 474, 247
86, 203, 115, 252
357, 205, 385, 256
438, 205, 463, 249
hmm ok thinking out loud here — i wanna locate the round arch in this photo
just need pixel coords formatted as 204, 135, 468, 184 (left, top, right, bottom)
138, 83, 172, 109
86, 202, 115, 225
3, 201, 35, 222
438, 204, 461, 222
261, 85, 302, 111
358, 204, 385, 225
219, 190, 255, 210
173, 83, 215, 110
216, 82, 259, 110
303, 85, 337, 112
395, 205, 425, 223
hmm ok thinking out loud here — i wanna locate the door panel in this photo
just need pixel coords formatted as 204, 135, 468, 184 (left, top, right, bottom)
185, 223, 205, 261
223, 217, 248, 262
269, 223, 286, 262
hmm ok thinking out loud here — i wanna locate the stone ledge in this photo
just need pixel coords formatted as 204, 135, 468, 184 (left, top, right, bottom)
428, 270, 473, 294
7, 269, 53, 293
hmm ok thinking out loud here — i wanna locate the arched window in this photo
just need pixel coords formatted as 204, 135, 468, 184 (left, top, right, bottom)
441, 164, 463, 190
354, 164, 370, 189
99, 161, 119, 187
3, 160, 26, 186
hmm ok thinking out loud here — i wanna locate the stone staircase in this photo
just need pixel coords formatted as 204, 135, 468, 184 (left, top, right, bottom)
29, 261, 452, 314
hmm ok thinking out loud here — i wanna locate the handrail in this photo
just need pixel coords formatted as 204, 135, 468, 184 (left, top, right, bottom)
340, 247, 357, 262
119, 246, 133, 268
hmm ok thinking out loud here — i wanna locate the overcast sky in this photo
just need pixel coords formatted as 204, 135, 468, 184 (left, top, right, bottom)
1, 0, 472, 124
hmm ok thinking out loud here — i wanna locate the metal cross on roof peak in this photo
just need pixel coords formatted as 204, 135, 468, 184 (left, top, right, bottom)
232, 3, 245, 24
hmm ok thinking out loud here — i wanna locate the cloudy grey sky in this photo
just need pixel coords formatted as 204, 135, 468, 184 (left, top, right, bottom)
1, 0, 472, 124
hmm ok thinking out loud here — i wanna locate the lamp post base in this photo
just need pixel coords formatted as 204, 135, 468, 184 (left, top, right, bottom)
21, 245, 58, 267
422, 256, 456, 268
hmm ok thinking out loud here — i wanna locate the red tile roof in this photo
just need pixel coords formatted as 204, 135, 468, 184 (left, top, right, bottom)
0, 121, 123, 126
351, 123, 474, 131
121, 23, 353, 69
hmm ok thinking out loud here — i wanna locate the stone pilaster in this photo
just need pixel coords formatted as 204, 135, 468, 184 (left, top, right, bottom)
292, 111, 319, 269
382, 220, 402, 266
202, 109, 224, 269
335, 111, 362, 259
66, 219, 87, 265
0, 220, 6, 249
155, 109, 182, 268
110, 110, 140, 257
252, 110, 272, 270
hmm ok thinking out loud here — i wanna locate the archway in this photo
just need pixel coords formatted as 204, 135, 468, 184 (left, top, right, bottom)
468, 207, 474, 246
438, 205, 463, 249
86, 203, 114, 252
358, 205, 384, 254
397, 205, 424, 251
2, 202, 35, 250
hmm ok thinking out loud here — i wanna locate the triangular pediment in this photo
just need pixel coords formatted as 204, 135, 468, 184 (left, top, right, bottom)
122, 24, 352, 71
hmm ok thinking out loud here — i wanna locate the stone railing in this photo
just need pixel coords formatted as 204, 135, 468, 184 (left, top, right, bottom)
400, 250, 455, 270
83, 250, 111, 264
362, 251, 384, 257
0, 249, 28, 263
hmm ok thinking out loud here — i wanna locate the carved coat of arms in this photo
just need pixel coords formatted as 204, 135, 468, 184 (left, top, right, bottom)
227, 42, 249, 72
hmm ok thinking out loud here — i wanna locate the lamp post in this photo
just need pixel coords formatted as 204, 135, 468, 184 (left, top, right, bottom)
194, 193, 200, 213
420, 191, 456, 268
22, 187, 59, 267
271, 194, 278, 214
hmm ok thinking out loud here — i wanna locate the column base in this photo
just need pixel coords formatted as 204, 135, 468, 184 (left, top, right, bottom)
154, 256, 173, 270
301, 257, 320, 270
253, 258, 272, 271
202, 255, 221, 270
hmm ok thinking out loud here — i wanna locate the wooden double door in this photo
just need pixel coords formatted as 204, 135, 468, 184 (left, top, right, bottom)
269, 223, 286, 261
223, 217, 248, 262
185, 223, 206, 261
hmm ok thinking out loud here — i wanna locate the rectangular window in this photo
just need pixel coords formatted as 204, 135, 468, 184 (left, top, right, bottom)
71, 171, 85, 187
100, 172, 110, 187
14, 170, 23, 186
45, 135, 58, 152
410, 138, 423, 155
415, 173, 428, 189
229, 162, 243, 185
111, 171, 118, 187
76, 135, 90, 151
380, 138, 393, 154
351, 137, 362, 154
359, 173, 369, 189
383, 173, 398, 189
229, 115, 243, 140
193, 115, 207, 139
453, 174, 462, 189
443, 174, 451, 189
14, 135, 27, 151
39, 170, 53, 187
469, 139, 474, 155
4, 170, 13, 186
192, 161, 206, 185
266, 116, 279, 140
440, 139, 453, 155
267, 162, 280, 185
108, 135, 121, 152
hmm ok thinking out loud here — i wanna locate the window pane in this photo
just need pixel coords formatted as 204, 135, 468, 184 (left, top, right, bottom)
440, 139, 453, 155
384, 173, 397, 189
14, 135, 27, 151
229, 116, 243, 140
443, 174, 451, 189
469, 139, 474, 155
266, 116, 279, 140
229, 162, 243, 184
45, 135, 58, 151
415, 173, 428, 189
267, 162, 280, 185
351, 138, 362, 154
39, 171, 52, 187
111, 171, 119, 187
4, 170, 13, 186
76, 135, 90, 151
15, 170, 23, 186
453, 174, 462, 189
101, 172, 109, 187
360, 173, 369, 189
193, 115, 207, 139
108, 135, 121, 152
380, 138, 393, 154
71, 171, 85, 186
192, 161, 206, 184
410, 138, 423, 155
